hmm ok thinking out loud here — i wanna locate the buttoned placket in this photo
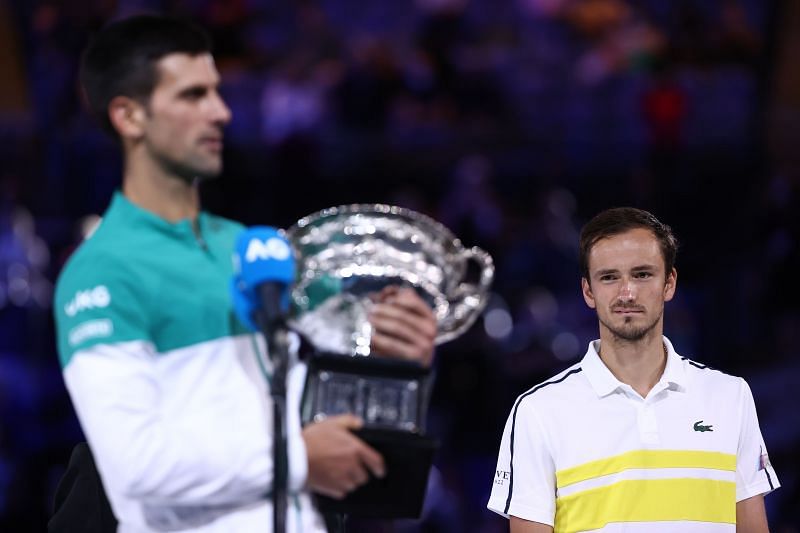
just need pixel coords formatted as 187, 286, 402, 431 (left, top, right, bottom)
618, 379, 673, 445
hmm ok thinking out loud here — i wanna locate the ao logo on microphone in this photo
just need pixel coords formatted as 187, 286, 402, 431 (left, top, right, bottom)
245, 237, 291, 263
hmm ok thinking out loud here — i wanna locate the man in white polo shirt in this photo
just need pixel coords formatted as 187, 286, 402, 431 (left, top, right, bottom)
488, 207, 779, 532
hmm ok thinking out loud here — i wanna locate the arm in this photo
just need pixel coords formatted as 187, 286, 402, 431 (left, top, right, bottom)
368, 286, 437, 366
736, 494, 769, 533
487, 396, 556, 527
64, 341, 274, 505
510, 516, 554, 533
734, 379, 780, 518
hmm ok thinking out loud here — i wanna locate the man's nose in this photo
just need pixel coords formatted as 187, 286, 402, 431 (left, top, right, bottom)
618, 279, 636, 301
210, 91, 232, 125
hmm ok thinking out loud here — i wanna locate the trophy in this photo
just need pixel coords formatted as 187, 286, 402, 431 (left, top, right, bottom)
286, 204, 494, 518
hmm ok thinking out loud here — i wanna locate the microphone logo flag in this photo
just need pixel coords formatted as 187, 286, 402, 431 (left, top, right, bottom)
245, 237, 292, 263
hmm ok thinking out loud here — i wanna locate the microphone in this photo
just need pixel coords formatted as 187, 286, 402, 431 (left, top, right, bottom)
231, 226, 295, 533
231, 226, 295, 332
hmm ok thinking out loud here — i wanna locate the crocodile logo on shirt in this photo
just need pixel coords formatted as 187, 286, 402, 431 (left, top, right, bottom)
693, 420, 713, 432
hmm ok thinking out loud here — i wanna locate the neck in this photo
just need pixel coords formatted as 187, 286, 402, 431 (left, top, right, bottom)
597, 329, 666, 398
122, 150, 200, 222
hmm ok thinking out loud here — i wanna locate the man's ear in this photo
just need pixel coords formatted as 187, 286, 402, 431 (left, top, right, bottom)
581, 277, 596, 309
108, 96, 146, 140
663, 267, 677, 302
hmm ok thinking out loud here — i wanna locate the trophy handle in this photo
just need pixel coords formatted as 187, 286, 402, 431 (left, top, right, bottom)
459, 246, 494, 296
437, 246, 495, 344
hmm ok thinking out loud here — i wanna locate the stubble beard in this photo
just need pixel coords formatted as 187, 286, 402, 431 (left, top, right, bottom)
147, 138, 223, 184
598, 305, 663, 342
162, 151, 222, 183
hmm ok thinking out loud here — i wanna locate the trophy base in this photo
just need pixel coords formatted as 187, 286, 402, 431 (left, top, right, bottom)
315, 427, 438, 519
302, 353, 430, 432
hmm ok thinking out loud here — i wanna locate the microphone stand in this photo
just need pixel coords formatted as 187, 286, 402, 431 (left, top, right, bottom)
257, 285, 291, 533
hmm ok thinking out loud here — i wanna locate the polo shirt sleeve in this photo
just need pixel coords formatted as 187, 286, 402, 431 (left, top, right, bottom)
54, 253, 150, 368
487, 396, 556, 526
735, 378, 780, 501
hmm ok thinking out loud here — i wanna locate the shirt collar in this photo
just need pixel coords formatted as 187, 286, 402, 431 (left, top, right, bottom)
581, 335, 689, 398
660, 336, 689, 392
106, 191, 207, 238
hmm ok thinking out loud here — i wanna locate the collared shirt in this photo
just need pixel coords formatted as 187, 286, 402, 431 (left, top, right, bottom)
488, 336, 779, 533
54, 192, 325, 532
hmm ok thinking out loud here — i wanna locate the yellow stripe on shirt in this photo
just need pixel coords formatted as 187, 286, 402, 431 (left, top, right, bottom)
556, 449, 736, 488
554, 477, 736, 533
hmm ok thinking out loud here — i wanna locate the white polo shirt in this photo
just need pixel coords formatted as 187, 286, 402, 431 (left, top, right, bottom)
488, 336, 779, 532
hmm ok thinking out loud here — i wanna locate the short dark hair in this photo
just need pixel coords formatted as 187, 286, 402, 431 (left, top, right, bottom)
579, 207, 678, 280
79, 15, 211, 136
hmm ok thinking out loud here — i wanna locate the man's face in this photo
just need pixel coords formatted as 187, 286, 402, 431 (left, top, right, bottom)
140, 53, 232, 181
581, 228, 676, 342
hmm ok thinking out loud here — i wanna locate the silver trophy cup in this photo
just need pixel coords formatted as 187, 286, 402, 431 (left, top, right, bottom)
287, 204, 494, 518
287, 204, 493, 432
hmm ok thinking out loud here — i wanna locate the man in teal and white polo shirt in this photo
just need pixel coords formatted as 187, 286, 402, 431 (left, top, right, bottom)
53, 15, 437, 532
488, 208, 779, 532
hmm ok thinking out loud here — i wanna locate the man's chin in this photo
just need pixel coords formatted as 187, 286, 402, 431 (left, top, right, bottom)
160, 155, 223, 183
191, 160, 224, 180
175, 166, 222, 183
613, 328, 648, 342
193, 169, 222, 182
600, 317, 658, 342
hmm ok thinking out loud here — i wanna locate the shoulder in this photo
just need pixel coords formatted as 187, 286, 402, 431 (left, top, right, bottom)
680, 355, 745, 390
512, 363, 585, 413
54, 223, 148, 308
676, 355, 755, 413
54, 235, 153, 368
56, 242, 130, 305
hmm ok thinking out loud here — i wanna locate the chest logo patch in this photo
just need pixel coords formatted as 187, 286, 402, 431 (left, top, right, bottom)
693, 420, 714, 432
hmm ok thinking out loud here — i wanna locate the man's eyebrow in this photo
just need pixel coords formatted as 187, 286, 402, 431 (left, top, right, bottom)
176, 84, 209, 96
594, 268, 619, 277
593, 265, 658, 277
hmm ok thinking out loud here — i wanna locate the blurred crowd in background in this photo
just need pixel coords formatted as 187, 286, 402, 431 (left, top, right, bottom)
1, 0, 799, 530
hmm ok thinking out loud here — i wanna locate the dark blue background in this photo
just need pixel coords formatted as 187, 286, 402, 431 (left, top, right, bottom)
0, 0, 798, 531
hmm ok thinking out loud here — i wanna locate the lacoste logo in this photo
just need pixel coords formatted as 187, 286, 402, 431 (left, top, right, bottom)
693, 420, 713, 432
